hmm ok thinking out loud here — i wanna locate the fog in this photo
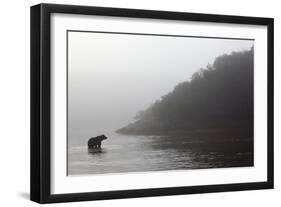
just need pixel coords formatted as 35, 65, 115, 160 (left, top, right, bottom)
68, 31, 253, 145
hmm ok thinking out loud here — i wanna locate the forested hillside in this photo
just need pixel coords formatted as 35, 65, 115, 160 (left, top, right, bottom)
117, 48, 254, 139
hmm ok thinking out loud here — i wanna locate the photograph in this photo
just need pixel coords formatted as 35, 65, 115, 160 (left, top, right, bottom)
67, 31, 254, 176
30, 3, 273, 203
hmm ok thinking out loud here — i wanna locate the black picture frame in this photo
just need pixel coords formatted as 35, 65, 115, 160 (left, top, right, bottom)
30, 3, 274, 204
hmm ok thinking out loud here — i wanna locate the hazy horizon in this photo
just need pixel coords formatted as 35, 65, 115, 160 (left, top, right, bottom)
68, 31, 254, 146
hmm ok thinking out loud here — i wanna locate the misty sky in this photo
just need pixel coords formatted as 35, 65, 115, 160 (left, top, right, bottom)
68, 31, 254, 145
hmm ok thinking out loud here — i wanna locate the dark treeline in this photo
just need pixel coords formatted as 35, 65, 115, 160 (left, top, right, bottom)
117, 48, 254, 139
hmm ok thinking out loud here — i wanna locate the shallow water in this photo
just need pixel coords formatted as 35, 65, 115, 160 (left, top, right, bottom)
68, 132, 253, 175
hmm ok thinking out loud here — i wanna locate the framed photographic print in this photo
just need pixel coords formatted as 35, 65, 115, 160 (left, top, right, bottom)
30, 3, 274, 203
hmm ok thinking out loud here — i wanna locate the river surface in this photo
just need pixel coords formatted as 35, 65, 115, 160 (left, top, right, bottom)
68, 132, 253, 175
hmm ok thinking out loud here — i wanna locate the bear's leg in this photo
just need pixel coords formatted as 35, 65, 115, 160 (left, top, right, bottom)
97, 141, 101, 148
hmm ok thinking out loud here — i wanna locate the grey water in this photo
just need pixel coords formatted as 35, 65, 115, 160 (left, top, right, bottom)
68, 132, 253, 175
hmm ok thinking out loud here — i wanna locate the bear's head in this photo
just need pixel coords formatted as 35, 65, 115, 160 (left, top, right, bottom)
100, 134, 107, 140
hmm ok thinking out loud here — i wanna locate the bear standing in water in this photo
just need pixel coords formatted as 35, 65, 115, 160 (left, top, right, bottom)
88, 134, 107, 149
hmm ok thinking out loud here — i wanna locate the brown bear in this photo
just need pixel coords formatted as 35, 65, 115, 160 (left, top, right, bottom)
88, 134, 107, 149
